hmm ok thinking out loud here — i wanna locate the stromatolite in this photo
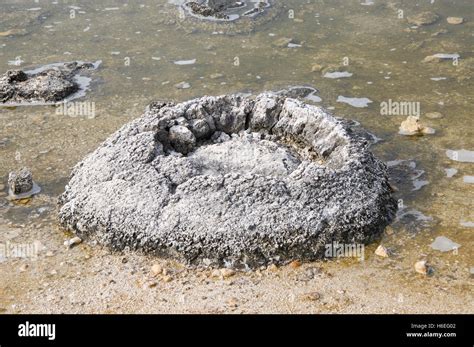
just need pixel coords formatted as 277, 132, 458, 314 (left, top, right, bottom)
167, 0, 282, 34
58, 93, 397, 268
0, 61, 100, 105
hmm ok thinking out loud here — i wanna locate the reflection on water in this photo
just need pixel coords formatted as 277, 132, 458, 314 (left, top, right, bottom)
0, 0, 472, 287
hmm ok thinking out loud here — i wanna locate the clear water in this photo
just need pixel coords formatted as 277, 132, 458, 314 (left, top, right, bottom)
0, 0, 472, 294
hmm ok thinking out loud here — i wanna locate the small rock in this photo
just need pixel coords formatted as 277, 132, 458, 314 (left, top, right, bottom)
414, 260, 432, 275
19, 264, 28, 272
227, 297, 239, 307
8, 167, 33, 194
311, 64, 324, 72
220, 268, 235, 278
273, 37, 294, 48
289, 260, 301, 269
64, 236, 82, 249
210, 73, 224, 79
45, 251, 54, 257
300, 267, 319, 280
211, 269, 221, 278
425, 112, 443, 119
431, 29, 448, 37
399, 116, 435, 136
407, 12, 439, 26
151, 264, 163, 276
162, 275, 172, 283
374, 245, 389, 258
267, 264, 278, 272
423, 53, 460, 63
422, 55, 442, 63
447, 17, 463, 25
146, 281, 158, 288
169, 125, 196, 154
302, 292, 320, 301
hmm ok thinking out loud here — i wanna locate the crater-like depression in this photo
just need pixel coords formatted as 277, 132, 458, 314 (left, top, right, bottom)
58, 93, 397, 268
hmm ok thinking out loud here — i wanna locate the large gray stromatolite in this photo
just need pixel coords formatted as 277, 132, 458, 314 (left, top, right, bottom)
58, 93, 397, 268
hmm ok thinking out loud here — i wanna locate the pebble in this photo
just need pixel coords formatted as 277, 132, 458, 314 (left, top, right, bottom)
431, 29, 448, 37
423, 53, 460, 64
302, 292, 321, 301
162, 275, 172, 283
414, 260, 432, 275
407, 12, 439, 26
19, 264, 28, 272
399, 116, 435, 136
422, 55, 442, 63
447, 17, 463, 25
220, 268, 236, 278
45, 251, 54, 257
64, 236, 82, 249
267, 264, 278, 272
151, 264, 163, 276
210, 73, 224, 79
300, 267, 320, 280
227, 297, 239, 308
273, 37, 294, 48
289, 260, 301, 269
374, 245, 389, 258
311, 64, 324, 72
146, 281, 158, 288
211, 269, 221, 278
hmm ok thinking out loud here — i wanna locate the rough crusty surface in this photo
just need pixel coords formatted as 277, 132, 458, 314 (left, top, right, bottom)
184, 0, 270, 20
0, 61, 96, 105
169, 0, 281, 35
58, 93, 397, 268
8, 167, 33, 195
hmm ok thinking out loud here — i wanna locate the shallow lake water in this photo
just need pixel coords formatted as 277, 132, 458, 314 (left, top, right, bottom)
0, 0, 472, 312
